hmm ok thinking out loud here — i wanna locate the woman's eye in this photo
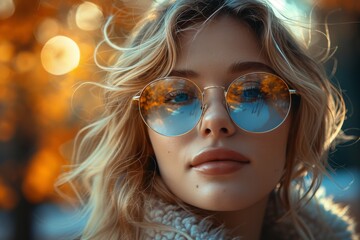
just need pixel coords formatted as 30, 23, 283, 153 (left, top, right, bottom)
240, 83, 264, 102
242, 87, 261, 100
164, 90, 194, 104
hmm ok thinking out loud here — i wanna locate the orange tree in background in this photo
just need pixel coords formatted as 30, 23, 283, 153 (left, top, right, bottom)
0, 0, 150, 239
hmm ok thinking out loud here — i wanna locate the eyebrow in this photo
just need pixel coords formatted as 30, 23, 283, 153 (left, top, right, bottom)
169, 69, 198, 78
169, 61, 276, 78
229, 61, 276, 74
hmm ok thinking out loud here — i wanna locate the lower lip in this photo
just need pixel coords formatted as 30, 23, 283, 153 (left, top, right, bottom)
192, 161, 247, 175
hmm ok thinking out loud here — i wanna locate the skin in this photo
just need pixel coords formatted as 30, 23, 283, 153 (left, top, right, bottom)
148, 15, 291, 238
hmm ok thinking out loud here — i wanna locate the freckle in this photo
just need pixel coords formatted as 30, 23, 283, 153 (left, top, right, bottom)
167, 151, 170, 154
196, 185, 199, 188
222, 189, 226, 193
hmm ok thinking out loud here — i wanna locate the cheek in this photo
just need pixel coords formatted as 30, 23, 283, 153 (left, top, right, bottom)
148, 127, 196, 158
148, 130, 187, 172
256, 125, 289, 179
148, 132, 186, 194
256, 141, 287, 168
256, 151, 286, 184
148, 132, 177, 158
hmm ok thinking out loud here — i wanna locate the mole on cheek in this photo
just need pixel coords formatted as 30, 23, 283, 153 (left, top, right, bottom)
196, 184, 199, 188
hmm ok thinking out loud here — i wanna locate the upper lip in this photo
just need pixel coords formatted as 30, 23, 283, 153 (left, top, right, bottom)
190, 148, 251, 167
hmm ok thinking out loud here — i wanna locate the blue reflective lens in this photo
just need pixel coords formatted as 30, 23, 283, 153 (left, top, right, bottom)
226, 72, 290, 133
138, 73, 292, 136
139, 77, 203, 136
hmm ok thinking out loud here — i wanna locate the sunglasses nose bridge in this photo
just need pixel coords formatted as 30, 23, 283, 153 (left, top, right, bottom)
201, 85, 228, 114
202, 85, 226, 104
198, 85, 237, 137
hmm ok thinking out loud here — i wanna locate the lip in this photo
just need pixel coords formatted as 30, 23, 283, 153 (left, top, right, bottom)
190, 148, 251, 175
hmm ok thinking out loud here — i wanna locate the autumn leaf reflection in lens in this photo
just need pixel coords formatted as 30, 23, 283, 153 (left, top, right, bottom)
260, 74, 290, 117
226, 72, 291, 132
139, 78, 202, 136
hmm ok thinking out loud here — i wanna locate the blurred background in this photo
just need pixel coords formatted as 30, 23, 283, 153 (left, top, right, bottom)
0, 0, 359, 239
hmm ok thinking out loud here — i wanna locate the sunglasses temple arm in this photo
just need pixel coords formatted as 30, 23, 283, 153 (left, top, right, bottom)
289, 89, 297, 95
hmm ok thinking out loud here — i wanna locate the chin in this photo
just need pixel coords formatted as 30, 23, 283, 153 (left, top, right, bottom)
186, 196, 255, 212
181, 189, 272, 213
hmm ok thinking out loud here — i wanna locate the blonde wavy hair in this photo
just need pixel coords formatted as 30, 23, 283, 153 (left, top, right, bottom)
57, 0, 347, 239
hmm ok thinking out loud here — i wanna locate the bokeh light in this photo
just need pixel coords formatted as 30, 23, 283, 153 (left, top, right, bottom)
22, 149, 65, 203
41, 36, 80, 75
14, 52, 36, 73
35, 18, 60, 44
35, 89, 72, 125
75, 2, 103, 31
0, 40, 15, 63
0, 179, 17, 209
0, 120, 15, 142
0, 65, 12, 82
0, 0, 15, 19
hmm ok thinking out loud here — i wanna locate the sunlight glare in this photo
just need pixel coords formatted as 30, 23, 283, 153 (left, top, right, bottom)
41, 36, 80, 76
0, 0, 15, 19
75, 1, 103, 31
264, 0, 310, 40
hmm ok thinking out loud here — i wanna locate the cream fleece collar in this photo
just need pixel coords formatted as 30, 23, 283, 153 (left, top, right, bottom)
143, 190, 358, 239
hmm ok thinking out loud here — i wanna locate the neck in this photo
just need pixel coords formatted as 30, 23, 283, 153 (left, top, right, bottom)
212, 195, 269, 240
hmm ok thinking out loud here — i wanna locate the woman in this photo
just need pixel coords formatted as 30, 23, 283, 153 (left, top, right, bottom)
58, 0, 358, 239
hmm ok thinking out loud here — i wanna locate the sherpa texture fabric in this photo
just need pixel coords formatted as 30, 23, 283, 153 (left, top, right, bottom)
143, 189, 358, 240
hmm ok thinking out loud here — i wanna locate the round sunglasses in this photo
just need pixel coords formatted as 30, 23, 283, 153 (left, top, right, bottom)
133, 72, 297, 136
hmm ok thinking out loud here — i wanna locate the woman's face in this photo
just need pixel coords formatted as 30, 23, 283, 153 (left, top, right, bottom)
148, 15, 291, 211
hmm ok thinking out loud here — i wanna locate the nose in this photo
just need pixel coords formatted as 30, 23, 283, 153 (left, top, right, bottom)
199, 87, 236, 138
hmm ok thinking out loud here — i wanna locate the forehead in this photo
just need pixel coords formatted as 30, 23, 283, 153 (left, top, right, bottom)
174, 15, 268, 75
